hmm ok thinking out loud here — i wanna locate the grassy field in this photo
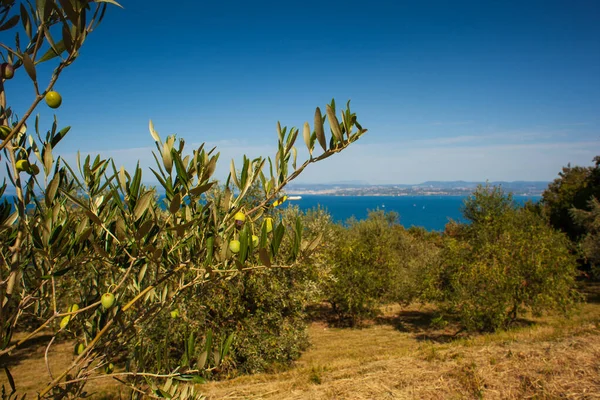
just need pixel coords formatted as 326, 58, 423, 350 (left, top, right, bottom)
2, 284, 600, 399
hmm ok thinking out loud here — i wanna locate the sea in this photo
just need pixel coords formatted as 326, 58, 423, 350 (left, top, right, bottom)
1, 194, 541, 232
283, 195, 542, 231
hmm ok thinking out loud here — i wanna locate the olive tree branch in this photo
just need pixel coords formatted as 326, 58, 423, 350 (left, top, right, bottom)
58, 369, 203, 387
2, 141, 25, 324
0, 43, 21, 61
0, 299, 102, 357
246, 139, 358, 216
0, 63, 64, 151
38, 261, 190, 397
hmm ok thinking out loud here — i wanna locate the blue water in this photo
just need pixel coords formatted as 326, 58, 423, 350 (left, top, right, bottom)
1, 194, 541, 232
285, 195, 541, 231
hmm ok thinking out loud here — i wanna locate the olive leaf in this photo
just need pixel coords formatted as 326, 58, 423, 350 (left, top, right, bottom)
314, 107, 327, 151
302, 122, 312, 156
21, 52, 36, 81
149, 120, 160, 142
0, 15, 20, 32
326, 104, 343, 143
37, 40, 67, 64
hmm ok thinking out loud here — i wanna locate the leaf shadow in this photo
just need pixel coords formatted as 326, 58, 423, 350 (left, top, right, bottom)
1, 333, 55, 368
375, 309, 465, 343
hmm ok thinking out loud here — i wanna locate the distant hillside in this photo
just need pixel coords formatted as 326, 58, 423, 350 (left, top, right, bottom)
286, 180, 550, 196
416, 181, 550, 190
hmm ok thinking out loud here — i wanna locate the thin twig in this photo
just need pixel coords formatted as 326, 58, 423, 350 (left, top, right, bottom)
0, 299, 101, 357
0, 54, 70, 151
51, 276, 57, 314
44, 335, 56, 380
0, 43, 21, 60
59, 369, 202, 386
113, 377, 149, 396
38, 262, 190, 396
38, 317, 116, 397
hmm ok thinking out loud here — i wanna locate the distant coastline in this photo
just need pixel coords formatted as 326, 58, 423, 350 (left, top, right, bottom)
287, 190, 543, 196
287, 191, 475, 196
286, 181, 548, 197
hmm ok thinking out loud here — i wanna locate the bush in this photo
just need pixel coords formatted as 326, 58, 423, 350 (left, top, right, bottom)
426, 185, 580, 332
128, 204, 335, 376
133, 267, 310, 377
542, 156, 600, 241
323, 210, 439, 325
571, 197, 600, 279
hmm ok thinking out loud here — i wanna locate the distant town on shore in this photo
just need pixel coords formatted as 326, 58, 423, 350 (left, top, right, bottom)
287, 181, 549, 197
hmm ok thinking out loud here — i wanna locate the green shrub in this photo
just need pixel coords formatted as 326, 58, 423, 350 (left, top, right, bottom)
542, 156, 600, 242
571, 196, 600, 279
426, 185, 580, 332
128, 204, 334, 376
324, 210, 439, 325
132, 267, 310, 377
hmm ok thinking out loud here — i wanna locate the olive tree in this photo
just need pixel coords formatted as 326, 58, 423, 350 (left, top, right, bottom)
323, 211, 439, 326
571, 196, 600, 279
426, 185, 580, 332
0, 1, 367, 398
542, 156, 600, 241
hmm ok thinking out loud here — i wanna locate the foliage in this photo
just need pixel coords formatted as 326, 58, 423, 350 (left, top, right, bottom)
0, 2, 367, 397
426, 185, 580, 332
407, 225, 443, 247
323, 210, 439, 326
132, 267, 310, 377
542, 156, 600, 241
278, 205, 338, 304
462, 184, 516, 224
571, 197, 600, 279
132, 204, 336, 376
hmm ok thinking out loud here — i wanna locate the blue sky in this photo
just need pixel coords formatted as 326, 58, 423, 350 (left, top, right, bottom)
4, 0, 600, 184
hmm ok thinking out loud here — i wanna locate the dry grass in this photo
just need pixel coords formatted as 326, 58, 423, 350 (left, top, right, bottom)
0, 331, 127, 399
201, 302, 600, 400
2, 284, 600, 399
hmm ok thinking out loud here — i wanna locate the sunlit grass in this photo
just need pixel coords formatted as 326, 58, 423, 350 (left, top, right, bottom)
3, 285, 599, 399
201, 299, 600, 399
